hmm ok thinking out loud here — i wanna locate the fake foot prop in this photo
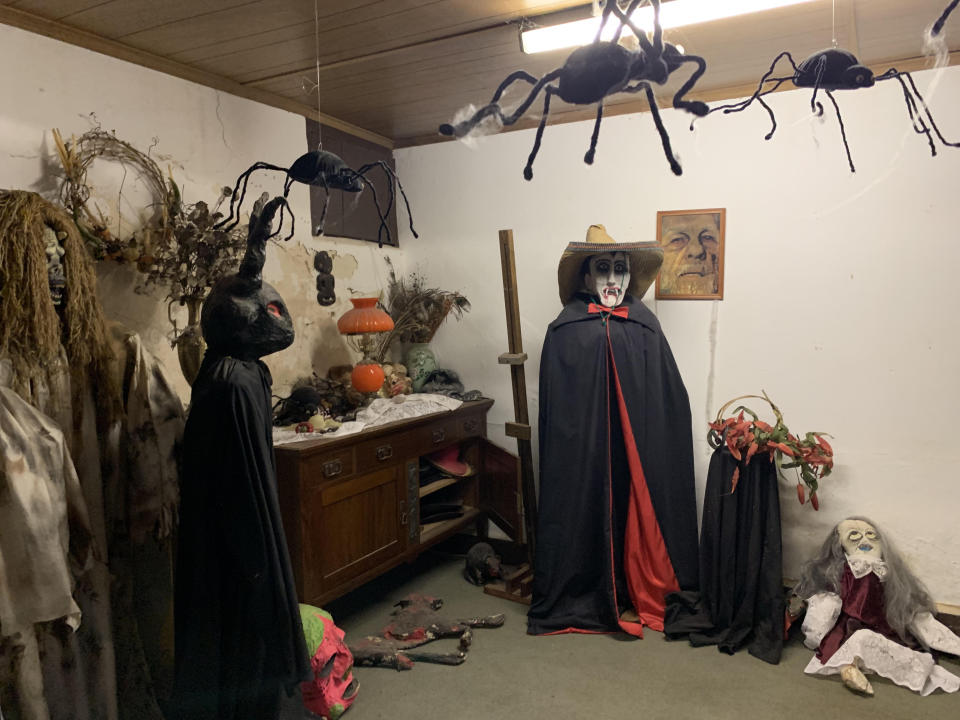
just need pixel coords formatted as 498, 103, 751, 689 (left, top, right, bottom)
840, 663, 875, 696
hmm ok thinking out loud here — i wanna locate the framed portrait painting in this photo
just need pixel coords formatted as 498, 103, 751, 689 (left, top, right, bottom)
655, 208, 725, 300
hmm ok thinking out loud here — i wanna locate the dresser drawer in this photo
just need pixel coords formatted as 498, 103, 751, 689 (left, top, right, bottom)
302, 448, 356, 484
418, 417, 461, 452
355, 432, 420, 473
459, 411, 485, 438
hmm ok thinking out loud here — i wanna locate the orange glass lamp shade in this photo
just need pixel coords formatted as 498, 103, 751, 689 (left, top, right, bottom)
336, 297, 395, 335
337, 298, 394, 394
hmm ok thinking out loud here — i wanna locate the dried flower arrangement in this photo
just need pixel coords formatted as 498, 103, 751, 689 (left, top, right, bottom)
53, 126, 249, 383
53, 127, 178, 262
708, 392, 834, 510
373, 259, 470, 362
137, 190, 246, 311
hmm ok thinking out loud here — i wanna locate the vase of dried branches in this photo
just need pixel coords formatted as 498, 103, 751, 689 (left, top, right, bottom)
174, 298, 205, 386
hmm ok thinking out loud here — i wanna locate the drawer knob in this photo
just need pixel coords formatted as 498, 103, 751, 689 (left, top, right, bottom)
376, 444, 393, 461
432, 429, 445, 444
322, 459, 343, 478
463, 418, 479, 434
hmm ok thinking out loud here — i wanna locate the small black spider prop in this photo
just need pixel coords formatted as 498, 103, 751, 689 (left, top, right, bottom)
438, 0, 709, 179
214, 148, 418, 247
697, 47, 960, 172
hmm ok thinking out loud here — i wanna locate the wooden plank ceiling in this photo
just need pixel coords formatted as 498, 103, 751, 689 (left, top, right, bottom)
1, 0, 957, 149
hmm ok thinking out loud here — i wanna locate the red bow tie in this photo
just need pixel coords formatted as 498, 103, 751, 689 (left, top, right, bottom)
588, 302, 628, 319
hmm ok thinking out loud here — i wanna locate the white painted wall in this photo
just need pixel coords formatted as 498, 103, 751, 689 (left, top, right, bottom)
1, 23, 958, 604
0, 24, 405, 402
395, 64, 960, 604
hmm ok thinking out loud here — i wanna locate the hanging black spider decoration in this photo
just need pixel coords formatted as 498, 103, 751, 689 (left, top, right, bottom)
933, 0, 959, 36
214, 148, 418, 247
438, 0, 709, 179
695, 47, 960, 172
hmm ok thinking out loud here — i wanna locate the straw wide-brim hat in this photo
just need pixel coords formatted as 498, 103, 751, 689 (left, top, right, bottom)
557, 224, 663, 306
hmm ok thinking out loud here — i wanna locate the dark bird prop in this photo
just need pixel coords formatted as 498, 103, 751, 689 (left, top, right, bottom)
695, 47, 960, 172
214, 148, 418, 247
438, 0, 709, 179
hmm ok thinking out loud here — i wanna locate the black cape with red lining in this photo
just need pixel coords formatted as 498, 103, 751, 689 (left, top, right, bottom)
527, 293, 699, 636
172, 355, 309, 719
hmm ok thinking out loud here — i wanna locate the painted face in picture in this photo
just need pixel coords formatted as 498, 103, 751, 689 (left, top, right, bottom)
658, 213, 721, 296
584, 252, 630, 308
837, 519, 883, 561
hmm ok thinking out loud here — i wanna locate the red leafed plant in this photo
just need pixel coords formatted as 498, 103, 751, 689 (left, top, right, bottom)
707, 391, 833, 509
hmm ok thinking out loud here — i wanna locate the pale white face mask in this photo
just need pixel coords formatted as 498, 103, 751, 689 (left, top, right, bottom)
584, 252, 630, 308
837, 519, 883, 561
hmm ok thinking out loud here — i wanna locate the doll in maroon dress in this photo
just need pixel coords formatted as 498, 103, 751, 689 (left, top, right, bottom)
796, 517, 960, 696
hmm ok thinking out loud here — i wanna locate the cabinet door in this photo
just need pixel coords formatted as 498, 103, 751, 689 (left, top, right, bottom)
304, 466, 405, 596
479, 439, 522, 542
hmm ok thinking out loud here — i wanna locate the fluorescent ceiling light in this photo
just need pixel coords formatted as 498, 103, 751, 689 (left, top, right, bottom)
521, 0, 818, 54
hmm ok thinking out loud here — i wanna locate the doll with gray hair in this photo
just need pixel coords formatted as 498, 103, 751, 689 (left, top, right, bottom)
795, 516, 960, 696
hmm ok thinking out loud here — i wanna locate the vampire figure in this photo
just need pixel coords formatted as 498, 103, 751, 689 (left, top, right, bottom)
528, 224, 699, 637
171, 195, 310, 719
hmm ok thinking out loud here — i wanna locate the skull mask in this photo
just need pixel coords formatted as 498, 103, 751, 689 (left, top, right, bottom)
201, 194, 294, 360
837, 518, 883, 561
300, 606, 358, 720
583, 252, 630, 308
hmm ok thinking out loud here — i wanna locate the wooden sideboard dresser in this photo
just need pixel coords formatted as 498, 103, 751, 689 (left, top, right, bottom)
274, 398, 521, 607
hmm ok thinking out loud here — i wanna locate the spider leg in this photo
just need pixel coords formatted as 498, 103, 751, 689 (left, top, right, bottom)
610, 1, 662, 73
697, 77, 789, 139
670, 52, 709, 117
881, 69, 960, 150
346, 167, 391, 247
439, 70, 555, 136
624, 81, 682, 175
523, 85, 560, 181
825, 90, 855, 173
355, 161, 419, 239
809, 55, 827, 118
696, 50, 797, 134
215, 162, 287, 231
584, 102, 604, 165
880, 71, 938, 156
933, 0, 960, 36
609, 0, 644, 43
314, 185, 330, 237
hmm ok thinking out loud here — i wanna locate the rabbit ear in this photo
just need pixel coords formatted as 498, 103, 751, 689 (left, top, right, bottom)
238, 193, 284, 286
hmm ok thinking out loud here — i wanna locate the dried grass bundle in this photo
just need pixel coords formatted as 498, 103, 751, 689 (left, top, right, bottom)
0, 190, 120, 418
373, 259, 470, 362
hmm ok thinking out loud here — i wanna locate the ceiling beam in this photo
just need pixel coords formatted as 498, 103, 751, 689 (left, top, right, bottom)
0, 4, 394, 149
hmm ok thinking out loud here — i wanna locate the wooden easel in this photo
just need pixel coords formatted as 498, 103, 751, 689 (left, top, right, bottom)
483, 229, 537, 605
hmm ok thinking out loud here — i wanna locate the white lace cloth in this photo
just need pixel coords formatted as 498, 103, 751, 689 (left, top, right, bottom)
803, 592, 960, 696
804, 628, 960, 695
274, 393, 463, 445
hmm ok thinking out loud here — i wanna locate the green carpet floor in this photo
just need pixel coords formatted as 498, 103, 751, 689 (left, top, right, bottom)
324, 553, 959, 720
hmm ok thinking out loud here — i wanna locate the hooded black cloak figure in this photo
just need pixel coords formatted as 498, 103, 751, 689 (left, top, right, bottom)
528, 225, 699, 637
171, 195, 310, 719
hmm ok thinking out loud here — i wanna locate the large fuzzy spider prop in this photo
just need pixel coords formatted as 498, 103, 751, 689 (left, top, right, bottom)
697, 47, 960, 172
438, 0, 709, 179
214, 148, 417, 247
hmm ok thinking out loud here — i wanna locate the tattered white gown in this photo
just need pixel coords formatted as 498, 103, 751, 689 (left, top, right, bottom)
802, 559, 960, 695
